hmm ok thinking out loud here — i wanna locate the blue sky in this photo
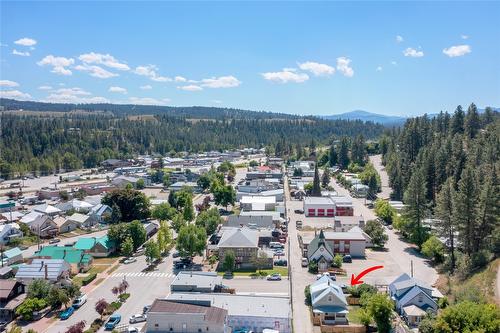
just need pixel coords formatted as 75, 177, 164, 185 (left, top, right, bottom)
1, 1, 499, 116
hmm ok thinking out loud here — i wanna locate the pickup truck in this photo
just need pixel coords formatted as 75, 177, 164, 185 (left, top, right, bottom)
105, 314, 121, 330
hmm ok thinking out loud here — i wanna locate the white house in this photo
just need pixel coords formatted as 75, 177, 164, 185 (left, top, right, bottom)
307, 230, 334, 271
0, 223, 23, 245
310, 275, 349, 326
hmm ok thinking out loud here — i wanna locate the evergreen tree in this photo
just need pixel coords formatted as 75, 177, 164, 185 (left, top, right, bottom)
451, 105, 465, 135
464, 103, 480, 139
338, 136, 350, 169
311, 164, 322, 196
474, 169, 499, 253
321, 168, 330, 188
351, 134, 366, 165
329, 145, 338, 166
435, 177, 456, 271
403, 168, 428, 248
453, 165, 477, 255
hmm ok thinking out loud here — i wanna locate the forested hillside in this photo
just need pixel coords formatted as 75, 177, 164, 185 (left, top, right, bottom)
0, 98, 299, 119
0, 104, 384, 179
381, 104, 499, 274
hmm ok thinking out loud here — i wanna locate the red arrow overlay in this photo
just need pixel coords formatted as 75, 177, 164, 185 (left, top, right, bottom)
350, 265, 384, 286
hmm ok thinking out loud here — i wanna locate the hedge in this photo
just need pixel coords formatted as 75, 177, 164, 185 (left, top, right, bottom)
82, 273, 97, 286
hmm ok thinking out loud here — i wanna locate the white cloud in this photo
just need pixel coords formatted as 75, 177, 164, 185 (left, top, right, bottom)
262, 69, 309, 83
109, 86, 127, 94
133, 65, 171, 82
461, 35, 469, 40
178, 85, 203, 91
0, 80, 19, 87
140, 85, 152, 90
12, 49, 30, 56
336, 57, 354, 77
403, 47, 424, 57
174, 76, 187, 82
200, 76, 241, 88
78, 52, 130, 71
0, 90, 31, 100
38, 85, 53, 90
37, 55, 74, 75
42, 87, 109, 103
396, 35, 404, 43
74, 64, 118, 79
14, 37, 37, 47
129, 97, 170, 105
298, 61, 335, 76
443, 44, 471, 57
376, 66, 383, 72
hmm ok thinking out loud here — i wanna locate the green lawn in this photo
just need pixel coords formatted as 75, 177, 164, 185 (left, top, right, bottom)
347, 305, 365, 324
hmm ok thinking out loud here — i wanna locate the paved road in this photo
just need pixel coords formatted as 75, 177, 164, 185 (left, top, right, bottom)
47, 252, 175, 333
285, 175, 316, 333
369, 155, 392, 200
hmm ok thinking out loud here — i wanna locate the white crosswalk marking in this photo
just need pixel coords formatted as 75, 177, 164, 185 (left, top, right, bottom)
109, 272, 173, 278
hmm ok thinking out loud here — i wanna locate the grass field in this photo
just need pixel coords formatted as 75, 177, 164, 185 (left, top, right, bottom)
219, 266, 289, 277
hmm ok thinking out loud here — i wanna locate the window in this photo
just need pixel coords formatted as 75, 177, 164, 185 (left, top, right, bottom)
198, 329, 202, 332
169, 328, 172, 331
418, 295, 423, 303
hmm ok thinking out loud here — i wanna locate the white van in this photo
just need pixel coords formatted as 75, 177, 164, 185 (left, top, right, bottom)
72, 294, 87, 308
301, 258, 309, 267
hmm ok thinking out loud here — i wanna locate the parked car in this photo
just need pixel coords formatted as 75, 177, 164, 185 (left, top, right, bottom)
172, 251, 180, 258
49, 238, 61, 244
72, 294, 87, 308
342, 255, 352, 263
266, 273, 282, 281
133, 248, 145, 256
59, 306, 75, 320
105, 314, 121, 330
273, 250, 285, 257
294, 209, 304, 214
143, 305, 151, 314
296, 220, 303, 229
129, 313, 147, 324
301, 258, 309, 267
127, 327, 139, 333
124, 257, 137, 264
274, 259, 287, 266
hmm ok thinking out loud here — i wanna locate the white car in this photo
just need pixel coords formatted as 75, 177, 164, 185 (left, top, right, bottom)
127, 327, 139, 333
129, 313, 147, 323
124, 257, 137, 264
72, 294, 87, 308
266, 273, 282, 281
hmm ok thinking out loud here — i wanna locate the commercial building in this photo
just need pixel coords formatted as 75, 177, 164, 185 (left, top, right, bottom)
170, 272, 223, 293
240, 196, 277, 212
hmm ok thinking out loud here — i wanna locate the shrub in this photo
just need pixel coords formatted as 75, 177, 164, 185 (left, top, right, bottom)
118, 293, 130, 302
108, 301, 122, 312
308, 261, 318, 274
304, 285, 311, 306
347, 284, 377, 298
333, 254, 343, 268
82, 273, 97, 286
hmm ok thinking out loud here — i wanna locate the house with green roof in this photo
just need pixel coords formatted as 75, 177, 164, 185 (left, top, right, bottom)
0, 247, 23, 266
33, 246, 93, 273
74, 235, 116, 257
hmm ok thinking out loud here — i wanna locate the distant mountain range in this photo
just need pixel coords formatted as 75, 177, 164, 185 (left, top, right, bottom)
323, 108, 499, 126
322, 110, 407, 125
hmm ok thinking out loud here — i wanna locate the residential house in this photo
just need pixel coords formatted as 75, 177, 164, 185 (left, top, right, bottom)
333, 216, 365, 232
310, 275, 349, 326
33, 246, 93, 273
0, 280, 26, 322
167, 293, 292, 333
74, 235, 115, 257
389, 273, 438, 326
15, 259, 71, 284
20, 213, 58, 238
170, 272, 223, 293
56, 199, 94, 214
32, 203, 62, 216
67, 212, 93, 229
145, 298, 229, 333
88, 203, 112, 224
53, 216, 78, 234
0, 247, 23, 266
112, 175, 141, 188
217, 228, 259, 269
240, 196, 276, 211
0, 223, 23, 245
307, 230, 334, 271
0, 211, 24, 223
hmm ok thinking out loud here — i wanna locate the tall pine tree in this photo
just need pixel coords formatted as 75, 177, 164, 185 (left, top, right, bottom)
435, 177, 456, 271
403, 167, 428, 248
311, 163, 322, 196
453, 165, 477, 256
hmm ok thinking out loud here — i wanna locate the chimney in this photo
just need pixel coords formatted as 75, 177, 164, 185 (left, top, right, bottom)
44, 264, 48, 280
39, 260, 44, 271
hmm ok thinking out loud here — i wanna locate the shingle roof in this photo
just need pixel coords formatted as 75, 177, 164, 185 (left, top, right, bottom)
74, 235, 114, 251
33, 204, 61, 214
0, 280, 18, 299
217, 228, 258, 248
150, 299, 227, 325
308, 230, 334, 260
